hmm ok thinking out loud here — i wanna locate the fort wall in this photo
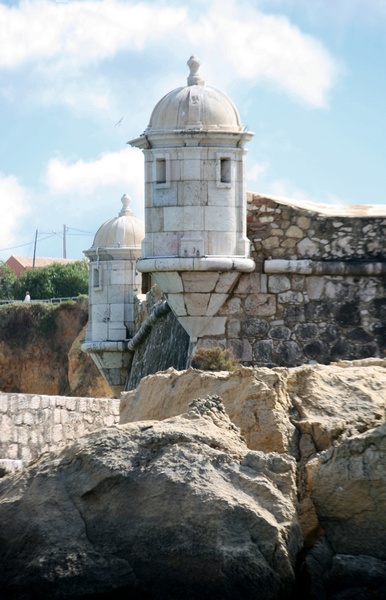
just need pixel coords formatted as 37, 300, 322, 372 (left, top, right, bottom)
196, 194, 386, 366
0, 393, 120, 471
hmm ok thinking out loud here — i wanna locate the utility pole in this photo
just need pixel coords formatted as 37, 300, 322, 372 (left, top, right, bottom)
32, 229, 38, 270
63, 224, 67, 258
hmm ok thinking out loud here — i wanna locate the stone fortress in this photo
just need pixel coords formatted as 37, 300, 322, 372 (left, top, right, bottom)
80, 56, 386, 394
1, 58, 386, 600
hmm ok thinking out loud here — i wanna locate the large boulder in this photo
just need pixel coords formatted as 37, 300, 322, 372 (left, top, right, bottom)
120, 360, 386, 553
0, 397, 302, 600
121, 366, 295, 454
120, 359, 386, 457
304, 422, 386, 598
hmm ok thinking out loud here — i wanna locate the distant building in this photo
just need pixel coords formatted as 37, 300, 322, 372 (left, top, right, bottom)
6, 256, 79, 277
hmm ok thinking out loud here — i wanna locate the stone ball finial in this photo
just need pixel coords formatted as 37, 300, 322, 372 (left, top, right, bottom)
187, 55, 204, 86
119, 194, 133, 217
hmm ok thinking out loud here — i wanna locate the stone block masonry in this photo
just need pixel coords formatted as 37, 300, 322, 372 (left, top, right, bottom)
0, 393, 120, 469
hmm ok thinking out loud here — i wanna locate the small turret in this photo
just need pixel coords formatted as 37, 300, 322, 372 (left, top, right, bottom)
82, 194, 144, 395
129, 57, 255, 341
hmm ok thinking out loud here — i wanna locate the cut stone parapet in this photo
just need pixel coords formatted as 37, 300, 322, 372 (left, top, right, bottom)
264, 259, 386, 276
137, 256, 255, 273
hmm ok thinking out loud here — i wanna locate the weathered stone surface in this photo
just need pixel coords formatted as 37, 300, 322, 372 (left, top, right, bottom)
121, 360, 386, 459
311, 423, 386, 558
121, 359, 386, 554
253, 339, 274, 363
126, 309, 190, 390
122, 366, 296, 454
303, 424, 386, 599
241, 317, 270, 338
288, 360, 386, 454
0, 398, 301, 600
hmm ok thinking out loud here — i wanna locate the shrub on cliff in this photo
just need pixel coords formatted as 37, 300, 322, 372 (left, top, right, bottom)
0, 261, 16, 300
191, 346, 237, 371
12, 261, 88, 300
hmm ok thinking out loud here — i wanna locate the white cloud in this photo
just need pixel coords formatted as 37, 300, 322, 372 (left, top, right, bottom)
258, 0, 386, 25
246, 160, 270, 185
44, 147, 144, 199
0, 0, 187, 68
0, 174, 30, 255
0, 0, 337, 109
193, 0, 338, 107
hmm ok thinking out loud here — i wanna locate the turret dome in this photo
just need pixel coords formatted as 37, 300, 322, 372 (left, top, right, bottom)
146, 56, 243, 133
92, 195, 144, 249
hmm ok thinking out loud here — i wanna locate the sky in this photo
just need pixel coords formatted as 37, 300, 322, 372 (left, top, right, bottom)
0, 0, 386, 262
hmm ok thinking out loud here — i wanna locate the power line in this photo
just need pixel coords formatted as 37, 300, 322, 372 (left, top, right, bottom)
0, 234, 56, 253
66, 232, 94, 237
66, 226, 95, 235
0, 229, 92, 253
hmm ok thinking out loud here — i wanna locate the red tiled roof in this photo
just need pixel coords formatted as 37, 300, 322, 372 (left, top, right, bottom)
6, 256, 80, 276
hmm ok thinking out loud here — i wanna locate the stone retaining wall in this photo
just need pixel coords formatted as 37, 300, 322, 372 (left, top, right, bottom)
0, 393, 120, 468
195, 194, 386, 366
217, 271, 385, 366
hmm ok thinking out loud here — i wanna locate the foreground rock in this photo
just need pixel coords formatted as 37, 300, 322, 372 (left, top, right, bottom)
305, 423, 386, 599
121, 358, 386, 457
0, 397, 301, 600
120, 359, 386, 592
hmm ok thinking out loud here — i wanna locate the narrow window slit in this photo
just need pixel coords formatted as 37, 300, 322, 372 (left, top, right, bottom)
220, 158, 231, 183
156, 158, 166, 184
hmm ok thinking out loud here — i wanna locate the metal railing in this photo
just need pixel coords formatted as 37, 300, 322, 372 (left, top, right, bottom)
0, 296, 82, 305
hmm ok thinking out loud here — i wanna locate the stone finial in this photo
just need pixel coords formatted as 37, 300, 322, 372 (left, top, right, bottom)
187, 55, 204, 86
119, 194, 133, 216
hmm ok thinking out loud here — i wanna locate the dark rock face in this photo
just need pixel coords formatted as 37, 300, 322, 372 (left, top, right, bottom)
126, 309, 190, 390
0, 398, 301, 600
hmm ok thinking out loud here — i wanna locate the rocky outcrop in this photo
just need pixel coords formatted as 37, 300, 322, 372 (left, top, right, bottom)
0, 397, 302, 600
0, 300, 112, 397
120, 359, 386, 597
304, 423, 386, 598
1, 359, 385, 598
121, 359, 386, 458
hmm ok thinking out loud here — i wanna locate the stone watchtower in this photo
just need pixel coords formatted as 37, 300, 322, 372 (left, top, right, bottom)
82, 194, 144, 395
129, 56, 255, 342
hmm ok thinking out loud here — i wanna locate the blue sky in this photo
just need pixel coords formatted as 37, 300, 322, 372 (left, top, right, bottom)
0, 0, 385, 262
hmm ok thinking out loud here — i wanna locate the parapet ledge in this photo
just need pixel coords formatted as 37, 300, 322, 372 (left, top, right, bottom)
264, 259, 386, 276
137, 256, 256, 273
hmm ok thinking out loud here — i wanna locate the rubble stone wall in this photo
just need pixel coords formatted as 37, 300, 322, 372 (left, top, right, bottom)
217, 271, 385, 366
196, 194, 386, 366
247, 194, 385, 262
0, 393, 120, 466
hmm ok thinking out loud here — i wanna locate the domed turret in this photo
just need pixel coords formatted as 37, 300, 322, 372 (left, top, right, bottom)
147, 56, 243, 133
129, 57, 255, 341
91, 194, 144, 251
82, 194, 144, 396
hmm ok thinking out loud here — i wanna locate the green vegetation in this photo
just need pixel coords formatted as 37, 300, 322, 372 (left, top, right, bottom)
191, 346, 237, 371
0, 262, 16, 300
2, 261, 89, 301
